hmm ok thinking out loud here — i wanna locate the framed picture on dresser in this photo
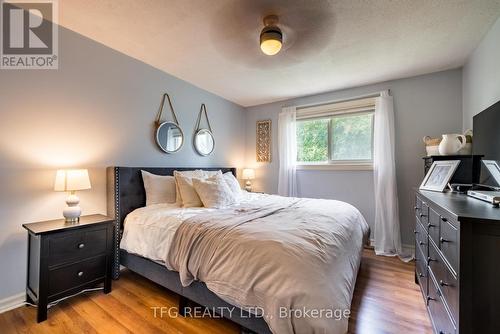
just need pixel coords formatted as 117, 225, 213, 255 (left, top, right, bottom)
420, 160, 460, 192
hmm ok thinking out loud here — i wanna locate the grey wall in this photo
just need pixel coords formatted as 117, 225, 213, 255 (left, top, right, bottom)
0, 26, 246, 301
245, 69, 463, 246
463, 16, 500, 130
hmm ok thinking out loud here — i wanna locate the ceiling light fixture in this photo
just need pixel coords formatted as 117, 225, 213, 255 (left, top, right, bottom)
260, 15, 282, 56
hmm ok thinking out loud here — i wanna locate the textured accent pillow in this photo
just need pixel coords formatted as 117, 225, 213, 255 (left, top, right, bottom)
192, 174, 237, 208
223, 172, 243, 200
141, 170, 176, 206
174, 170, 205, 205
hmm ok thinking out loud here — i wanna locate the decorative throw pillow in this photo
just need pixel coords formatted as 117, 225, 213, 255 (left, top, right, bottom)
174, 170, 205, 205
141, 170, 176, 206
222, 172, 243, 200
192, 174, 237, 208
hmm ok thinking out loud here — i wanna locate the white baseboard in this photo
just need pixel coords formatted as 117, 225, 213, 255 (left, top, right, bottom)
0, 292, 25, 314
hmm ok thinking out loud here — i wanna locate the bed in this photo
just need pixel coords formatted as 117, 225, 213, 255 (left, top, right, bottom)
107, 167, 369, 334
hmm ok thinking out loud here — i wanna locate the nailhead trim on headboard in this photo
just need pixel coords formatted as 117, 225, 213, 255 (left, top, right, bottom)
113, 167, 120, 279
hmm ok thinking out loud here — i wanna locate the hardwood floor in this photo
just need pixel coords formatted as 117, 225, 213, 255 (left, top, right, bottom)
0, 249, 432, 334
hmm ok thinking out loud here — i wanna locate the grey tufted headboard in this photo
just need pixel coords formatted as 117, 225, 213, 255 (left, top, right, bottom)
106, 166, 237, 278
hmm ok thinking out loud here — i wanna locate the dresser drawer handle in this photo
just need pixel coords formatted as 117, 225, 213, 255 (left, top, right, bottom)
77, 271, 84, 277
414, 206, 419, 211
439, 280, 449, 287
440, 216, 448, 222
427, 296, 435, 302
428, 223, 435, 228
413, 229, 417, 234
427, 257, 435, 263
419, 213, 426, 218
78, 243, 85, 249
419, 241, 425, 245
419, 273, 424, 278
439, 237, 449, 243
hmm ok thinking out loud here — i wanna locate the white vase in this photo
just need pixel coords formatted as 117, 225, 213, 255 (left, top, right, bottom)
438, 134, 466, 155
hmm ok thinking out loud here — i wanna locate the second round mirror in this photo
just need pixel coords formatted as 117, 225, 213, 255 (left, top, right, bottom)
194, 129, 215, 156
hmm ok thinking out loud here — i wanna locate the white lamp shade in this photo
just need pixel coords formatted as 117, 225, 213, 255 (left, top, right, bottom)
242, 168, 255, 180
54, 169, 91, 192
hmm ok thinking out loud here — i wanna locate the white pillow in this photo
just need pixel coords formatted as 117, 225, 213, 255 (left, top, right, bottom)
192, 174, 237, 208
222, 172, 243, 200
174, 170, 205, 205
141, 170, 176, 206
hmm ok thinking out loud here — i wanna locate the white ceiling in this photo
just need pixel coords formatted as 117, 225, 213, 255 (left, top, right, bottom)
60, 0, 500, 107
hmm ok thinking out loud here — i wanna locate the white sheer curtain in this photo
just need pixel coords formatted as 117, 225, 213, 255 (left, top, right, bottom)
373, 91, 409, 260
278, 106, 297, 197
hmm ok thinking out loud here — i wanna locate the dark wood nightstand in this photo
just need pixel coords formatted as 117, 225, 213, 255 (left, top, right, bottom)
22, 214, 114, 323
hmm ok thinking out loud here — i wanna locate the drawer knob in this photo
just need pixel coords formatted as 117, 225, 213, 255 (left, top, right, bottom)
419, 273, 424, 278
427, 296, 435, 302
77, 271, 84, 277
440, 216, 448, 222
428, 223, 435, 228
414, 206, 418, 211
419, 241, 425, 245
427, 257, 435, 263
419, 213, 426, 218
439, 237, 449, 243
78, 243, 85, 249
439, 280, 449, 287
413, 229, 417, 234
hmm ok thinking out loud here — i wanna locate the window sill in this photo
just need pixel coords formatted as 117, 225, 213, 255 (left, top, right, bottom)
296, 163, 373, 171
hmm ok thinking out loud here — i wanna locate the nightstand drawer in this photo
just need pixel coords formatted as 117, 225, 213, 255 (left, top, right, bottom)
48, 255, 106, 296
48, 227, 107, 266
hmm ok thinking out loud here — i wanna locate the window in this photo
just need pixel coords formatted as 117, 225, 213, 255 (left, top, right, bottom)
296, 97, 375, 170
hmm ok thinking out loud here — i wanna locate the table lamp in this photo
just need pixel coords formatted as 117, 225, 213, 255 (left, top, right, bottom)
54, 169, 91, 223
242, 168, 255, 192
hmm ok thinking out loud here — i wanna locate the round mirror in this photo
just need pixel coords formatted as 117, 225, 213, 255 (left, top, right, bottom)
156, 122, 184, 153
194, 129, 215, 156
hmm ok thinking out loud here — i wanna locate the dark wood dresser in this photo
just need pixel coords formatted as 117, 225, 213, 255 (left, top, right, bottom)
23, 214, 114, 322
414, 190, 500, 334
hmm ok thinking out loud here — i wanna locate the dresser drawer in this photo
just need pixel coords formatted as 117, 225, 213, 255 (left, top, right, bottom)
439, 219, 459, 274
415, 220, 428, 256
415, 196, 429, 226
428, 273, 456, 334
428, 207, 441, 247
48, 227, 108, 266
415, 242, 428, 298
429, 242, 458, 322
48, 255, 106, 296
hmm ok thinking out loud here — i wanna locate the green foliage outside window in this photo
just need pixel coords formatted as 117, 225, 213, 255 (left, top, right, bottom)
296, 118, 328, 162
331, 113, 373, 160
296, 113, 373, 163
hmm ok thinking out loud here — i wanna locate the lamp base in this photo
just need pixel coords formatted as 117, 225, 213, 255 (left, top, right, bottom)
245, 180, 252, 192
63, 193, 81, 223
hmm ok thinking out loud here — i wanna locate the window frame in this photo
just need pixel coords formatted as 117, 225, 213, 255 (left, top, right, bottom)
295, 97, 376, 171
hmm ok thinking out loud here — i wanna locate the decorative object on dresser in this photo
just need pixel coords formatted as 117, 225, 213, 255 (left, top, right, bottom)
256, 119, 272, 162
242, 168, 255, 192
438, 133, 467, 155
414, 190, 500, 333
155, 93, 184, 154
420, 160, 460, 192
193, 103, 215, 156
423, 155, 483, 185
54, 169, 91, 223
22, 214, 114, 323
423, 136, 442, 156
